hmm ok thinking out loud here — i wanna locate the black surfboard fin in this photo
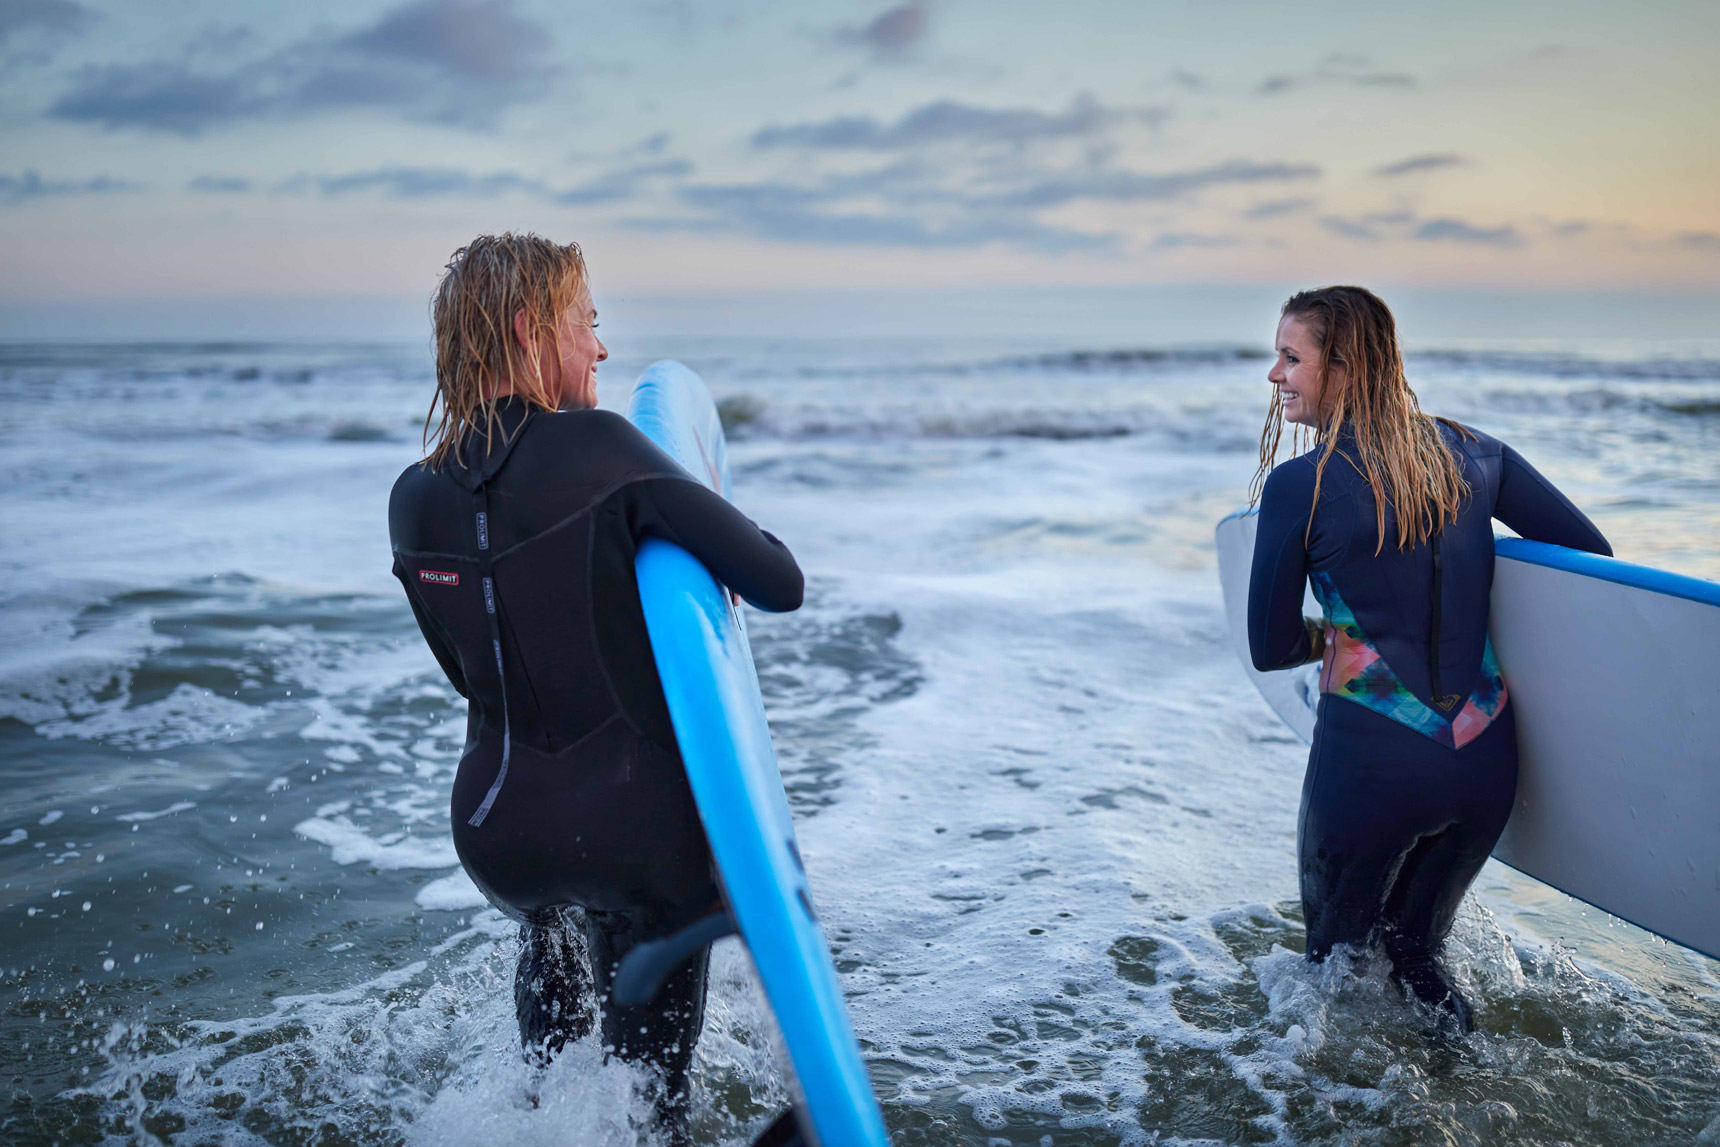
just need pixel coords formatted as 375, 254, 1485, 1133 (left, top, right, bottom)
611, 908, 738, 1006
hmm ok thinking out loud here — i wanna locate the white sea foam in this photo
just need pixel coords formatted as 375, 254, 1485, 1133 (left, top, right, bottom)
114, 801, 197, 822
294, 815, 460, 869
416, 869, 485, 911
6, 338, 1719, 1144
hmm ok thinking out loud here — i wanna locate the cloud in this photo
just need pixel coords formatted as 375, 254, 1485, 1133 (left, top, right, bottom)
270, 160, 691, 204
339, 0, 544, 84
551, 160, 692, 205
1259, 57, 1418, 97
1320, 215, 1381, 241
1150, 232, 1237, 250
0, 169, 136, 204
294, 167, 544, 198
187, 174, 251, 193
1373, 153, 1465, 178
0, 0, 91, 46
834, 3, 927, 56
753, 93, 1151, 150
1676, 231, 1720, 251
1353, 73, 1416, 87
48, 0, 555, 135
1320, 210, 1520, 247
641, 149, 1317, 253
633, 202, 1116, 253
1169, 69, 1205, 90
50, 63, 252, 135
978, 160, 1319, 210
1244, 197, 1313, 219
1412, 217, 1522, 246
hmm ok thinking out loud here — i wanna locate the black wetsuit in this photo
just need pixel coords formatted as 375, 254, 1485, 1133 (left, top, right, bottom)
1248, 422, 1608, 1017
388, 398, 802, 1123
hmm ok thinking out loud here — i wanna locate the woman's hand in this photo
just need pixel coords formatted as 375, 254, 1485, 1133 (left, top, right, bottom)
1302, 617, 1327, 665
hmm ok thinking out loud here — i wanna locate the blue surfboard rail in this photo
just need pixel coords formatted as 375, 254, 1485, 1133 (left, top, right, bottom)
1217, 507, 1720, 609
628, 361, 890, 1147
1493, 536, 1720, 607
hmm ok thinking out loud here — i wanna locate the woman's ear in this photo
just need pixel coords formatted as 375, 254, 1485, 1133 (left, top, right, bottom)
512, 308, 535, 360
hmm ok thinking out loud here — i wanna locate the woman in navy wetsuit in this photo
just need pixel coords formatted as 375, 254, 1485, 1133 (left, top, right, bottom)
388, 234, 804, 1139
1247, 286, 1610, 1032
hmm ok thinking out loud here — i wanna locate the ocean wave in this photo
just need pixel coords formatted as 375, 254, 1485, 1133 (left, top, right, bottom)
1412, 348, 1720, 382
721, 399, 1260, 447
991, 346, 1272, 372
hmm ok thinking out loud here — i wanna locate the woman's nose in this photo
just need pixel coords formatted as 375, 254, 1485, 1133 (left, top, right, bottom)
597, 340, 609, 362
1268, 362, 1285, 384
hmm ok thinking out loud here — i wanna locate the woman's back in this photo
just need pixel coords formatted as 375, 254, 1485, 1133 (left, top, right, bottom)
1249, 422, 1609, 747
390, 399, 802, 756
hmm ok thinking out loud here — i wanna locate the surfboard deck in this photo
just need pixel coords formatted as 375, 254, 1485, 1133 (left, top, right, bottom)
1216, 507, 1720, 961
628, 361, 889, 1147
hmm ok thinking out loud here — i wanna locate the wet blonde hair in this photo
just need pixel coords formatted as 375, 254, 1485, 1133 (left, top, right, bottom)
1250, 285, 1471, 553
424, 232, 589, 468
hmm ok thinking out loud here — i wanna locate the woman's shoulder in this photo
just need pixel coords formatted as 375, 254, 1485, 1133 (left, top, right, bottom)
1260, 449, 1320, 503
1435, 417, 1504, 458
516, 407, 687, 484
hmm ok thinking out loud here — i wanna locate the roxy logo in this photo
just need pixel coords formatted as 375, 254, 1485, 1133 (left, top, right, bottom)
419, 570, 459, 586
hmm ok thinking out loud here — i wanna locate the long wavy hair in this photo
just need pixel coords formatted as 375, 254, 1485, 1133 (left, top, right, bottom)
1250, 285, 1471, 553
423, 232, 589, 469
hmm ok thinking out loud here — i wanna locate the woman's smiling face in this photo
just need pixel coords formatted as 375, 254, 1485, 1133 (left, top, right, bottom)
1268, 313, 1338, 427
550, 295, 606, 410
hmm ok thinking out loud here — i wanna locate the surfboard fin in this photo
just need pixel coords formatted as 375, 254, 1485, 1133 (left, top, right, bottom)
612, 908, 738, 1007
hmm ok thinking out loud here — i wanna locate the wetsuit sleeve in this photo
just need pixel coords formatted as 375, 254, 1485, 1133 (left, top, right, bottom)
392, 557, 471, 698
1494, 443, 1612, 556
626, 478, 805, 613
1247, 463, 1316, 672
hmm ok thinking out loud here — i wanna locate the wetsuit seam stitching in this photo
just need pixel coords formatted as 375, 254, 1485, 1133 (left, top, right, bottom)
393, 544, 475, 563
487, 472, 697, 562
588, 504, 652, 745
544, 711, 624, 758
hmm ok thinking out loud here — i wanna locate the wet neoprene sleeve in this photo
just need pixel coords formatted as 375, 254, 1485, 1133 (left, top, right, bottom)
623, 476, 805, 613
1248, 460, 1317, 673
1494, 444, 1612, 556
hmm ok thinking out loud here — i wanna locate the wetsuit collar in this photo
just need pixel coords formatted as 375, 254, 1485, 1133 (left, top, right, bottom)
447, 397, 538, 491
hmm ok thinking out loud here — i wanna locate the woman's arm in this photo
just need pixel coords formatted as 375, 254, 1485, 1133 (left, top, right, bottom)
392, 558, 471, 697
1495, 443, 1612, 556
627, 477, 805, 612
1248, 463, 1319, 672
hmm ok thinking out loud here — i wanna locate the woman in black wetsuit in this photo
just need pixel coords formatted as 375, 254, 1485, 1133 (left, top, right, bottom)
388, 233, 803, 1135
1247, 286, 1610, 1032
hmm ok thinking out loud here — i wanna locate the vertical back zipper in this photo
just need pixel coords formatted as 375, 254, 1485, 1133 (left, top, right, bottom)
1429, 533, 1460, 711
467, 483, 513, 827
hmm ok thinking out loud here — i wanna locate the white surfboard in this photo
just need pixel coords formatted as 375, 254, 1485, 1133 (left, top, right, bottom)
1216, 508, 1720, 960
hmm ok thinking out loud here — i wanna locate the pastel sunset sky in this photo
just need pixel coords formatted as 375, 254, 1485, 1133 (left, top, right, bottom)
2, 0, 1716, 337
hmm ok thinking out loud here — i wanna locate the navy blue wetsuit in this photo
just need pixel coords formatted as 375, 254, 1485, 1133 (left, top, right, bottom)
1248, 423, 1608, 999
388, 398, 802, 1129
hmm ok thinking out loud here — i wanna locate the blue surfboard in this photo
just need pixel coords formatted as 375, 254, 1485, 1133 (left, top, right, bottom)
627, 361, 889, 1147
1216, 507, 1720, 960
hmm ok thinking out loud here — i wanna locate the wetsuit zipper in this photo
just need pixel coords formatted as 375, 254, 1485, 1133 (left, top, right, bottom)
468, 482, 514, 827
1429, 533, 1458, 712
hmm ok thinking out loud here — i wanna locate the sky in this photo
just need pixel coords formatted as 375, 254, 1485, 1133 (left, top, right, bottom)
1, 0, 1718, 339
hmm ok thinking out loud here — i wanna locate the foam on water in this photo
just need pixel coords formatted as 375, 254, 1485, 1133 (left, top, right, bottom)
2, 337, 1718, 1144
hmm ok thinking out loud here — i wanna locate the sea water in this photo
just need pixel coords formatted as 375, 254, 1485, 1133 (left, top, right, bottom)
2, 336, 1718, 1145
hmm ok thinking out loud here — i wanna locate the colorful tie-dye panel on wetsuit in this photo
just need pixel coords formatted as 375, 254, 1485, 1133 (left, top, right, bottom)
1309, 571, 1508, 750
